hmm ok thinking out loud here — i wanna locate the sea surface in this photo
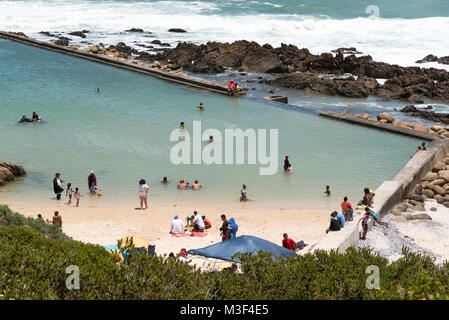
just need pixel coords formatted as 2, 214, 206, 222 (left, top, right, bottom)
0, 39, 423, 209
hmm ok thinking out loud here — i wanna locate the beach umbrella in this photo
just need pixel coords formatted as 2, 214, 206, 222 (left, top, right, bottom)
188, 235, 296, 263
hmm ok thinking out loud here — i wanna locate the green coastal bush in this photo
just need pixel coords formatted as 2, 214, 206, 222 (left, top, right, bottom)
0, 205, 448, 300
0, 205, 72, 242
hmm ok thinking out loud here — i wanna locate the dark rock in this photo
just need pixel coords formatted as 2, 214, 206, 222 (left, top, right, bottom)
400, 105, 449, 124
69, 31, 87, 38
160, 43, 171, 47
126, 28, 145, 33
151, 40, 162, 45
53, 37, 70, 46
39, 31, 57, 37
416, 54, 438, 63
168, 28, 187, 33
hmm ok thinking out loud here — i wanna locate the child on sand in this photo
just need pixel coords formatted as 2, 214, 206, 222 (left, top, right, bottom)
74, 187, 82, 207
65, 183, 73, 205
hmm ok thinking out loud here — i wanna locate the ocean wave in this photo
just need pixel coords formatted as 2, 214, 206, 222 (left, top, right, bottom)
1, 1, 449, 68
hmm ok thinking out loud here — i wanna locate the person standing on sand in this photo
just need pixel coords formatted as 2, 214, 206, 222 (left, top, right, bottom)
220, 214, 229, 241
88, 170, 97, 192
53, 173, 64, 200
226, 218, 238, 239
138, 179, 149, 210
52, 211, 62, 227
74, 187, 82, 207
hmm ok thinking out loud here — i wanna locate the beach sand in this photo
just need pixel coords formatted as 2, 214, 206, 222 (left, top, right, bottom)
8, 202, 330, 269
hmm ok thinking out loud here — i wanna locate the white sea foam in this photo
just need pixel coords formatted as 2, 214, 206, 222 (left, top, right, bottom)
1, 1, 449, 69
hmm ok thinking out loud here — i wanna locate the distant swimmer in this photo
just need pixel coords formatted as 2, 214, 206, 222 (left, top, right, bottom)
283, 154, 290, 172
324, 185, 331, 196
18, 115, 32, 123
192, 180, 202, 190
177, 179, 188, 190
93, 88, 101, 93
161, 176, 170, 184
32, 111, 39, 122
180, 121, 185, 129
240, 184, 248, 201
197, 102, 204, 110
209, 135, 214, 143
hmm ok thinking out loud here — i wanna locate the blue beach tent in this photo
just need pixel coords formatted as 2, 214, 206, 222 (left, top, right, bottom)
187, 235, 297, 262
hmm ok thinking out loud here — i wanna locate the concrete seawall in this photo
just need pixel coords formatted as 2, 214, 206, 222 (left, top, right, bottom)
0, 31, 247, 96
314, 113, 449, 253
318, 110, 438, 141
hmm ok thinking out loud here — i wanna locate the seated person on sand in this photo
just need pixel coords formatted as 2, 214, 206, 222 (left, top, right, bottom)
240, 184, 248, 201
192, 180, 202, 190
197, 102, 204, 110
202, 216, 212, 229
177, 179, 188, 189
161, 176, 170, 184
52, 211, 62, 228
178, 249, 192, 264
186, 215, 194, 227
326, 211, 341, 234
192, 211, 205, 232
282, 233, 308, 252
170, 215, 185, 234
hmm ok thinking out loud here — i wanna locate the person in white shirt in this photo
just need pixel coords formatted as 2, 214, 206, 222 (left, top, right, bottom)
192, 210, 205, 232
178, 248, 192, 264
138, 179, 149, 210
170, 215, 185, 234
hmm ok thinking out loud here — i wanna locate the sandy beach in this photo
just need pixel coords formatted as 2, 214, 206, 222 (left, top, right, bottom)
8, 202, 330, 268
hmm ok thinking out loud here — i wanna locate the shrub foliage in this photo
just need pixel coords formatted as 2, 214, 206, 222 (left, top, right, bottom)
0, 205, 448, 300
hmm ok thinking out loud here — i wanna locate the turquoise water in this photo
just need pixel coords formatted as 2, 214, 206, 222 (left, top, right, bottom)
0, 39, 423, 208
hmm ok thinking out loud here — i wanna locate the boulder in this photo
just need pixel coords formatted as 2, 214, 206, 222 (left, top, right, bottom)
125, 28, 145, 33
444, 202, 449, 208
241, 53, 283, 73
432, 162, 447, 172
53, 37, 70, 46
410, 123, 427, 133
423, 172, 438, 181
0, 167, 15, 182
432, 185, 447, 195
422, 189, 434, 198
406, 213, 432, 220
361, 113, 370, 119
430, 207, 437, 212
395, 203, 409, 212
377, 113, 394, 123
431, 125, 444, 131
408, 194, 424, 202
430, 178, 446, 186
438, 170, 449, 182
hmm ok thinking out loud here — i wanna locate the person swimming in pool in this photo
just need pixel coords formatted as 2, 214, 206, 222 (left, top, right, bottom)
18, 115, 32, 123
180, 121, 185, 129
197, 102, 204, 110
161, 176, 170, 184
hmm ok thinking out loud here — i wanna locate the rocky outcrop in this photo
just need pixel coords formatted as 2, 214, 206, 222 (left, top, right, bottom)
0, 162, 26, 187
400, 105, 449, 124
416, 54, 449, 65
142, 41, 449, 102
53, 37, 71, 46
68, 30, 88, 38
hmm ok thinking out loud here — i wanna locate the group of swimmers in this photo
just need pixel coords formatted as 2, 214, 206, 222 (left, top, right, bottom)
18, 111, 43, 123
